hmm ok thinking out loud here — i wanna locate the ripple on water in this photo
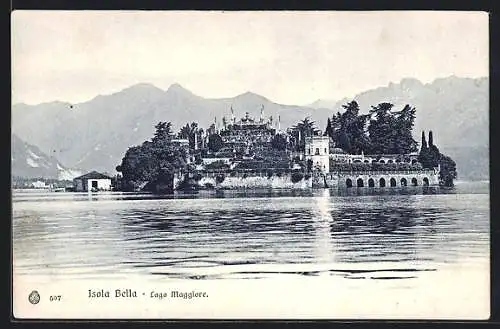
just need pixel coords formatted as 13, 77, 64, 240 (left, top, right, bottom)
12, 185, 489, 281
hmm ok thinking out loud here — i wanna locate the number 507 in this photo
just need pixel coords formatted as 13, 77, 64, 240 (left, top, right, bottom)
49, 295, 61, 301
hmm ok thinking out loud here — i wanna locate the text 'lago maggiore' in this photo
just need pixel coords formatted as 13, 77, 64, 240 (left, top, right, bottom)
88, 289, 209, 300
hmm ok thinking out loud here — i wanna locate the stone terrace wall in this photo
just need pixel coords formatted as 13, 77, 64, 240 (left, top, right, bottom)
174, 169, 439, 190
178, 172, 313, 190
326, 170, 439, 188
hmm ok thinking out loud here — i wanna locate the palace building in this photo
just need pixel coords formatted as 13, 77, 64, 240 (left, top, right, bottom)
218, 106, 279, 151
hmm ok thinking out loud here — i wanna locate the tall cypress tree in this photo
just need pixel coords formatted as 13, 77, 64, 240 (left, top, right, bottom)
428, 130, 440, 167
421, 130, 427, 149
324, 118, 332, 137
418, 130, 432, 168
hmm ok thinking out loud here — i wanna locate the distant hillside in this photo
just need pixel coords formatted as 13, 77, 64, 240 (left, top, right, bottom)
329, 76, 488, 149
12, 76, 488, 180
12, 83, 330, 173
328, 76, 489, 181
307, 98, 338, 109
11, 134, 82, 180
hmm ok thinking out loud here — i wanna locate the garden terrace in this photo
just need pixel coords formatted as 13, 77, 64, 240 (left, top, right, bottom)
234, 158, 291, 170
329, 161, 424, 172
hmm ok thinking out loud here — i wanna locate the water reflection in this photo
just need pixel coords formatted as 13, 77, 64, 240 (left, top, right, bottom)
311, 189, 335, 267
12, 182, 489, 280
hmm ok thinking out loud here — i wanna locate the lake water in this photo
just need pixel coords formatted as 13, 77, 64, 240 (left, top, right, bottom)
11, 181, 490, 319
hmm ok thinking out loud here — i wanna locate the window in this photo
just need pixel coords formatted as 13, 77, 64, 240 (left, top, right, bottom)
315, 148, 320, 155
324, 148, 327, 154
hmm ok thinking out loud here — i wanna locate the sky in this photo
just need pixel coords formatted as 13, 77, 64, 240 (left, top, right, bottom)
11, 11, 489, 106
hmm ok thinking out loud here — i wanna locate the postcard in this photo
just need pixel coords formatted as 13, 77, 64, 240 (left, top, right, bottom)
11, 10, 490, 319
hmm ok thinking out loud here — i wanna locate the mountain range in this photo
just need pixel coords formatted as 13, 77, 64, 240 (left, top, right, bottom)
11, 134, 82, 180
11, 76, 489, 181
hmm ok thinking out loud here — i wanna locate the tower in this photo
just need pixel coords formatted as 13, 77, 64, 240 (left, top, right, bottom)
305, 136, 330, 173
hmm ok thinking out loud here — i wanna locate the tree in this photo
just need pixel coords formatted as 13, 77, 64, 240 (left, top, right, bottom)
271, 133, 287, 151
326, 101, 369, 154
116, 121, 188, 193
294, 117, 320, 138
418, 130, 432, 167
392, 104, 418, 154
366, 103, 417, 154
421, 130, 428, 149
178, 123, 191, 139
208, 134, 223, 152
324, 118, 332, 137
152, 122, 173, 144
418, 130, 457, 186
439, 154, 457, 187
340, 101, 370, 154
325, 112, 342, 141
367, 103, 395, 154
292, 117, 320, 151
206, 123, 216, 136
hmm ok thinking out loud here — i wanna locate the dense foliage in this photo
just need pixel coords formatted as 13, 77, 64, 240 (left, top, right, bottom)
178, 122, 204, 150
208, 134, 224, 152
271, 133, 288, 151
291, 171, 304, 183
114, 99, 458, 191
418, 131, 457, 187
116, 122, 188, 192
324, 101, 418, 155
290, 118, 321, 151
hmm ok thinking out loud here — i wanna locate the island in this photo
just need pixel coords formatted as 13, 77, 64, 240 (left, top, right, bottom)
115, 101, 457, 194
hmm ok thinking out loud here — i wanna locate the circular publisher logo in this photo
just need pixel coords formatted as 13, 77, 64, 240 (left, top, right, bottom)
28, 290, 40, 305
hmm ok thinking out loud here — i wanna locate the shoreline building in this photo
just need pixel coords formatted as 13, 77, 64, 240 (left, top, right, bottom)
73, 171, 112, 192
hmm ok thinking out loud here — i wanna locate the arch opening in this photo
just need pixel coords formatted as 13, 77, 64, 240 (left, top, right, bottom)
357, 178, 364, 187
401, 178, 407, 186
390, 178, 397, 187
368, 178, 375, 187
346, 178, 353, 188
423, 177, 429, 186
379, 160, 385, 164
411, 177, 418, 186
379, 178, 386, 187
